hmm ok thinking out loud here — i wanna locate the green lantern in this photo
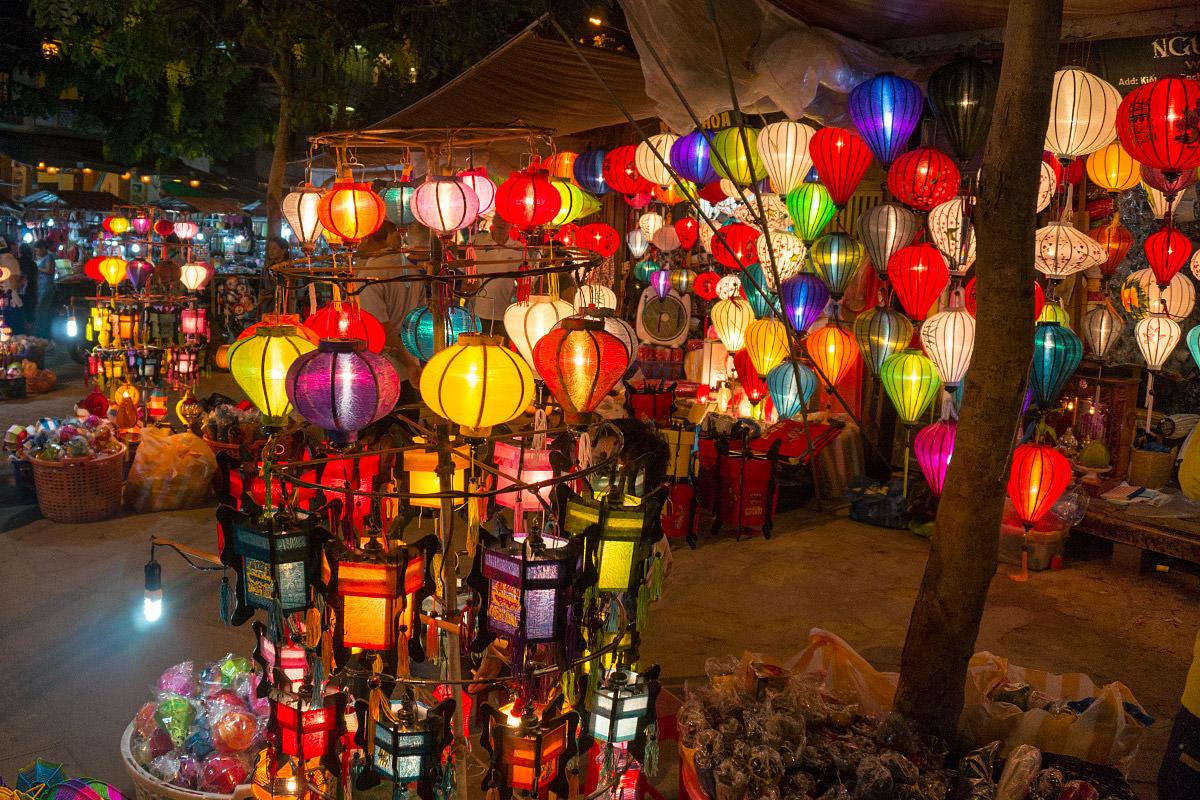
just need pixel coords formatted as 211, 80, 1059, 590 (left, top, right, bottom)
1188, 326, 1200, 370
786, 182, 837, 245
810, 233, 866, 300
633, 259, 659, 284
550, 179, 589, 226
1037, 302, 1071, 325
853, 305, 913, 376
880, 349, 942, 425
711, 126, 768, 186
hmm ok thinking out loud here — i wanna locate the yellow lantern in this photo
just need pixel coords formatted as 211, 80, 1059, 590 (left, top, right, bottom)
710, 297, 756, 354
226, 325, 317, 427
743, 318, 790, 377
549, 179, 588, 226
1086, 141, 1140, 193
402, 444, 470, 508
90, 306, 112, 347
113, 382, 140, 406
99, 257, 128, 288
420, 334, 535, 437
806, 324, 859, 386
116, 313, 139, 343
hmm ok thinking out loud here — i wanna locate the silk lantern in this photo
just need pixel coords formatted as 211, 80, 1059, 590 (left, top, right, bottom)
573, 149, 610, 195
496, 170, 561, 229
1192, 247, 1200, 280
228, 326, 318, 427
1086, 141, 1140, 192
549, 179, 588, 226
382, 182, 418, 227
126, 259, 153, 290
756, 232, 806, 289
638, 212, 665, 240
1030, 321, 1083, 410
710, 222, 761, 270
579, 222, 620, 257
305, 303, 385, 352
926, 196, 977, 274
1091, 220, 1133, 277
633, 259, 660, 285
1136, 312, 1181, 370
809, 127, 873, 207
573, 284, 618, 312
602, 145, 653, 196
711, 297, 756, 353
492, 441, 556, 514
504, 295, 574, 370
919, 298, 975, 389
457, 169, 497, 217
888, 147, 960, 211
627, 229, 650, 259
807, 324, 859, 386
669, 267, 695, 295
1008, 444, 1071, 527
411, 176, 480, 234
1035, 160, 1057, 213
1038, 302, 1071, 326
880, 350, 942, 425
634, 133, 678, 187
556, 310, 636, 363
1081, 303, 1124, 361
99, 256, 127, 288
887, 244, 950, 320
785, 182, 836, 245
914, 420, 956, 497
732, 349, 767, 402
173, 221, 199, 240
810, 233, 866, 300
858, 202, 921, 280
533, 318, 629, 426
744, 318, 790, 377
1045, 67, 1122, 162
757, 120, 814, 195
712, 126, 767, 186
780, 274, 829, 334
282, 184, 325, 252
1116, 76, 1200, 176
1034, 222, 1106, 282
318, 182, 385, 243
331, 536, 425, 651
420, 334, 535, 437
1187, 325, 1200, 369
1142, 164, 1198, 199
286, 340, 399, 443
180, 261, 213, 292
1145, 226, 1192, 287
1142, 181, 1173, 219
675, 217, 699, 250
767, 362, 817, 419
670, 130, 718, 185
849, 73, 924, 168
401, 304, 480, 362
650, 269, 671, 299
853, 304, 914, 376
927, 57, 999, 163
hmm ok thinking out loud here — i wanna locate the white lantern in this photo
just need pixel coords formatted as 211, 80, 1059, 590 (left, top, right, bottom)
1190, 247, 1200, 280
573, 284, 618, 312
650, 225, 680, 252
1036, 160, 1057, 213
715, 274, 743, 300
174, 221, 199, 240
638, 212, 665, 240
552, 310, 635, 361
180, 261, 211, 292
282, 184, 325, 253
757, 120, 814, 196
1142, 182, 1173, 220
1081, 303, 1124, 361
1122, 267, 1195, 322
626, 229, 650, 258
1045, 67, 1121, 161
634, 133, 679, 187
926, 196, 976, 274
1034, 221, 1107, 280
503, 294, 574, 370
411, 176, 480, 233
1135, 312, 1181, 370
919, 298, 975, 390
858, 202, 921, 279
756, 232, 806, 289
698, 220, 718, 254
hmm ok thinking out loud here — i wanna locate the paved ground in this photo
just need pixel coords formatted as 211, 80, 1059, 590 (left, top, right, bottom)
1, 348, 1194, 800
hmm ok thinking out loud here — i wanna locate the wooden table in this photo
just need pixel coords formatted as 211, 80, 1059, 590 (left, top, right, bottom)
1080, 498, 1200, 572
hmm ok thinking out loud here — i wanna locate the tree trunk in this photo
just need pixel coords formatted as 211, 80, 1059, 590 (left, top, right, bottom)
893, 0, 1063, 740
266, 46, 294, 241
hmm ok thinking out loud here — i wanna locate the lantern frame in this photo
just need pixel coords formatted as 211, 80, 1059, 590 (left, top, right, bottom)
590, 669, 655, 744
329, 535, 427, 651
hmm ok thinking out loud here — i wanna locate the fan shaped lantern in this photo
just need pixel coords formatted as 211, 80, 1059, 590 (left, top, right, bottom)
180, 261, 211, 292
914, 420, 957, 497
712, 126, 767, 186
1142, 165, 1199, 198
602, 145, 653, 196
887, 244, 950, 320
756, 232, 806, 289
807, 324, 859, 386
305, 303, 386, 352
496, 169, 561, 229
849, 73, 925, 168
286, 340, 399, 443
282, 184, 326, 253
1145, 226, 1193, 288
744, 318, 791, 377
420, 334, 535, 437
634, 133, 679, 187
880, 350, 942, 425
711, 297, 756, 353
853, 304, 914, 376
809, 127, 873, 207
1136, 313, 1181, 370
411, 176, 480, 234
786, 182, 837, 245
1116, 76, 1200, 176
534, 318, 630, 426
504, 295, 575, 370
809, 233, 866, 300
757, 120, 815, 195
626, 228, 650, 259
767, 362, 817, 419
927, 57, 999, 163
711, 222, 761, 271
670, 130, 718, 185
1081, 303, 1124, 361
1034, 222, 1107, 281
573, 149, 610, 195
381, 182, 418, 228
1045, 67, 1122, 161
456, 169, 497, 217
400, 304, 481, 362
780, 274, 829, 334
1085, 141, 1141, 192
890, 147, 960, 212
919, 298, 976, 390
858, 202, 921, 279
227, 326, 318, 427
1030, 321, 1083, 410
1091, 221, 1133, 277
318, 182, 385, 243
578, 223, 620, 257
675, 217, 699, 250
926, 196, 977, 274
1008, 444, 1072, 528
174, 221, 200, 240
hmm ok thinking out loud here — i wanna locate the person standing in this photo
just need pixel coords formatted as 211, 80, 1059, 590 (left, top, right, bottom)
0, 237, 24, 335
17, 243, 37, 333
34, 240, 56, 340
1160, 631, 1200, 799
469, 216, 521, 337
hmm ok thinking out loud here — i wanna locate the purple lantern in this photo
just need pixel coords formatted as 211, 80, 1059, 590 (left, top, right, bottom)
780, 273, 830, 334
650, 269, 672, 299
848, 73, 925, 169
914, 419, 956, 497
286, 339, 400, 443
670, 130, 718, 185
126, 259, 154, 291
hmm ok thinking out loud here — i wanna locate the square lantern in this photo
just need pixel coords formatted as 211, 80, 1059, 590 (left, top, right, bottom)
230, 521, 313, 615
493, 441, 556, 512
331, 538, 425, 651
175, 349, 199, 376
255, 622, 309, 685
272, 686, 343, 760
481, 542, 574, 645
564, 497, 649, 594
181, 307, 208, 337
101, 354, 125, 380
140, 347, 163, 381
493, 711, 575, 795
590, 670, 652, 744
117, 313, 139, 343
403, 445, 469, 508
373, 695, 452, 784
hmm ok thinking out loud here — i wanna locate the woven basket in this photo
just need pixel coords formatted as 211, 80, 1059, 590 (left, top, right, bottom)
29, 444, 126, 523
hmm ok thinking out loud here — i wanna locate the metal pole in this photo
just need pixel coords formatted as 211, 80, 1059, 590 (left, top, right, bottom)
435, 425, 469, 800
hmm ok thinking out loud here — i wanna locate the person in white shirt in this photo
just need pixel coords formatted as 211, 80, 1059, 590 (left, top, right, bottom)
469, 217, 522, 336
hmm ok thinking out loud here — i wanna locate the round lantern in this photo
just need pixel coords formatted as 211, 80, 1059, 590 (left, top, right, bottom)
286, 340, 400, 443
1090, 220, 1133, 277
927, 57, 999, 163
573, 149, 610, 195
411, 176, 480, 234
858, 202, 921, 279
810, 233, 866, 300
381, 182, 418, 227
809, 127, 873, 207
757, 120, 814, 196
173, 221, 199, 240
669, 267, 696, 295
694, 271, 720, 301
1030, 321, 1083, 410
579, 223, 620, 257
533, 318, 630, 426
153, 219, 175, 237
1033, 222, 1106, 281
1008, 444, 1072, 528
1086, 141, 1140, 192
670, 130, 718, 185
914, 420, 956, 497
104, 216, 130, 235
1045, 67, 1121, 161
420, 333, 535, 437
767, 362, 817, 419
180, 261, 211, 292
227, 326, 318, 427
573, 284, 618, 312
780, 273, 830, 334
283, 184, 326, 252
1081, 303, 1124, 361
1142, 165, 1198, 199
1116, 76, 1200, 176
84, 256, 105, 283
711, 297, 756, 353
126, 259, 154, 291
400, 304, 481, 362
849, 73, 925, 168
853, 304, 914, 376
919, 299, 976, 389
711, 222, 761, 270
633, 259, 660, 285
926, 196, 976, 274
602, 145, 653, 196
785, 182, 837, 245
504, 295, 574, 370
674, 217, 699, 250
807, 324, 859, 387
756, 232, 806, 288
1144, 226, 1192, 287
634, 133, 679, 187
131, 215, 152, 235
305, 303, 386, 352
549, 179, 588, 226
1192, 247, 1200, 281
1136, 312, 1181, 370
880, 350, 942, 426
711, 127, 767, 186
496, 169, 561, 229
98, 256, 127, 288
743, 318, 791, 377
887, 244, 950, 320
888, 147, 960, 211
457, 169, 497, 216
318, 182, 385, 243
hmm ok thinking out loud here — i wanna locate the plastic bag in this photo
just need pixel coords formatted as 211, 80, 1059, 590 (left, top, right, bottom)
995, 744, 1041, 800
853, 755, 892, 800
955, 741, 1000, 800
125, 428, 218, 512
785, 629, 898, 717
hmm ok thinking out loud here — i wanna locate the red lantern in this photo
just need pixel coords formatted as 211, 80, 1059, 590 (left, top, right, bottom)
318, 181, 385, 244
1090, 222, 1133, 277
732, 349, 767, 401
694, 271, 720, 300
554, 223, 579, 246
1042, 150, 1083, 185
809, 127, 873, 207
84, 256, 105, 283
274, 692, 342, 760
675, 217, 699, 250
578, 223, 619, 257
887, 148, 960, 211
1007, 443, 1071, 528
1116, 76, 1200, 176
710, 222, 761, 270
965, 276, 1044, 319
601, 145, 653, 196
698, 182, 728, 204
887, 243, 950, 320
304, 303, 386, 352
495, 169, 562, 229
1142, 164, 1199, 198
532, 318, 630, 426
1144, 226, 1193, 288
153, 219, 175, 237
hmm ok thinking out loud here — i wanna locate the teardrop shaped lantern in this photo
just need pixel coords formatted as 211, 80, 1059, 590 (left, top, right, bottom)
1045, 67, 1122, 162
848, 73, 925, 168
420, 333, 536, 437
400, 304, 481, 362
555, 309, 637, 362
756, 232, 806, 288
858, 202, 921, 279
780, 274, 829, 334
533, 318, 630, 426
286, 339, 400, 443
282, 184, 326, 253
411, 176, 480, 234
457, 169, 497, 217
602, 145, 654, 196
1144, 226, 1192, 288
670, 130, 718, 185
1142, 181, 1173, 219
634, 133, 679, 187
1090, 220, 1133, 277
914, 420, 956, 498
1081, 303, 1124, 361
626, 228, 650, 259
318, 182, 386, 244
880, 350, 942, 426
1135, 312, 1181, 370
1034, 221, 1107, 281
573, 149, 610, 195
757, 121, 814, 196
638, 212, 665, 240
711, 297, 756, 354
809, 127, 873, 207
227, 326, 318, 427
807, 324, 860, 387
675, 217, 699, 250
1187, 325, 1200, 369
496, 169, 561, 229
180, 261, 212, 292
1030, 321, 1083, 410
927, 57, 999, 164
743, 318, 791, 377
99, 256, 128, 288
887, 243, 950, 320
766, 362, 817, 419
919, 300, 976, 390
926, 196, 976, 274
740, 264, 781, 318
1085, 141, 1140, 193
786, 182, 837, 245
888, 147, 960, 211
712, 126, 767, 186
504, 295, 575, 370
126, 259, 153, 291
650, 269, 672, 299
1008, 444, 1072, 528
710, 222, 761, 271
1116, 76, 1200, 176
809, 233, 866, 300
853, 305, 914, 376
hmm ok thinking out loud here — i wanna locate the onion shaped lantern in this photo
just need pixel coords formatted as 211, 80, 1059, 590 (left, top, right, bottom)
99, 256, 127, 288
1045, 67, 1122, 162
858, 202, 921, 279
305, 303, 386, 353
711, 296, 756, 353
227, 326, 318, 427
1037, 302, 1071, 326
786, 182, 837, 245
710, 222, 761, 271
809, 233, 866, 300
602, 145, 653, 196
504, 295, 574, 370
887, 244, 950, 320
809, 127, 873, 207
807, 324, 859, 387
744, 318, 791, 377
400, 304, 481, 362
1008, 444, 1071, 528
174, 221, 199, 240
732, 349, 767, 402
1091, 221, 1133, 277
382, 182, 418, 227
670, 130, 718, 184
1187, 325, 1200, 370
888, 147, 960, 211
1145, 226, 1192, 288
927, 57, 999, 163
180, 261, 213, 292
457, 169, 497, 217
240, 314, 319, 346
919, 299, 976, 390
1116, 76, 1200, 176
1034, 222, 1106, 282
926, 196, 976, 274
1030, 321, 1083, 410
496, 169, 561, 229
411, 176, 480, 234
573, 149, 610, 195
849, 73, 924, 168
634, 133, 679, 187
419, 334, 535, 437
712, 126, 767, 186
767, 362, 817, 419
126, 259, 154, 291
853, 304, 914, 376
757, 120, 814, 195
914, 420, 956, 497
780, 273, 829, 334
1081, 303, 1124, 361
318, 182, 385, 244
880, 350, 942, 425
1086, 141, 1140, 192
1136, 312, 1181, 370
756, 232, 806, 288
533, 318, 630, 426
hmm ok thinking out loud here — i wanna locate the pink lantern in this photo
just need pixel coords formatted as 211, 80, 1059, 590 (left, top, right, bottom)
457, 168, 497, 216
174, 350, 198, 375
914, 420, 956, 497
493, 441, 556, 514
181, 308, 208, 337
411, 176, 480, 234
174, 221, 200, 240
131, 216, 153, 235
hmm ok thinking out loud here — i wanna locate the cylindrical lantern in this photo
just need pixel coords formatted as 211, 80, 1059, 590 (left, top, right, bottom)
809, 127, 873, 207
1086, 141, 1140, 192
420, 334, 535, 437
181, 307, 208, 337
533, 318, 630, 426
1045, 67, 1122, 161
809, 233, 866, 300
887, 244, 950, 320
573, 149, 610, 195
670, 130, 718, 185
858, 202, 921, 279
400, 304, 481, 362
919, 301, 976, 390
1034, 222, 1108, 282
888, 147, 960, 211
1091, 220, 1133, 277
411, 176, 480, 234
282, 184, 326, 252
1030, 321, 1083, 410
318, 182, 385, 243
880, 350, 942, 425
914, 420, 956, 498
926, 196, 976, 274
286, 339, 400, 442
1144, 226, 1192, 287
1135, 312, 1181, 370
757, 120, 814, 196
927, 57, 999, 163
849, 73, 924, 168
711, 126, 767, 186
180, 261, 212, 292
457, 169, 497, 217
766, 362, 817, 419
711, 297, 756, 353
1081, 303, 1124, 361
495, 169, 561, 229
305, 303, 386, 353
634, 133, 679, 187
853, 304, 914, 376
786, 182, 837, 245
1008, 444, 1071, 528
743, 318, 790, 377
1116, 76, 1200, 175
807, 324, 859, 386
504, 295, 575, 370
602, 145, 653, 196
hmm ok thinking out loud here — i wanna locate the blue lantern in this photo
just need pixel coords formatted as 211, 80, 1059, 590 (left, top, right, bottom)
780, 273, 830, 334
382, 183, 417, 226
740, 263, 781, 318
766, 362, 817, 419
400, 304, 480, 362
573, 149, 610, 195
809, 233, 866, 300
848, 73, 926, 168
670, 130, 718, 185
1030, 321, 1082, 410
1189, 326, 1200, 370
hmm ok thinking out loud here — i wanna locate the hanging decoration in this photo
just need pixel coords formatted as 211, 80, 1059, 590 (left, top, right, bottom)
411, 176, 480, 234
710, 222, 762, 270
766, 362, 817, 419
1136, 312, 1181, 370
504, 295, 575, 371
756, 232, 806, 288
919, 295, 976, 390
848, 73, 924, 168
534, 318, 630, 426
1090, 221, 1133, 278
675, 217, 699, 250
1144, 226, 1193, 288
1044, 67, 1121, 162
1008, 443, 1072, 527
880, 350, 942, 425
926, 196, 977, 274
914, 420, 957, 497
858, 202, 921, 279
807, 324, 859, 386
573, 149, 610, 195
282, 184, 326, 253
602, 145, 654, 196
743, 318, 791, 377
227, 326, 318, 427
780, 274, 830, 334
926, 56, 999, 164
757, 120, 815, 195
1081, 303, 1124, 361
457, 169, 497, 217
634, 133, 680, 187
1030, 321, 1083, 411
1033, 222, 1107, 282
809, 233, 866, 300
1141, 165, 1199, 199
286, 340, 399, 443
1122, 267, 1196, 322
809, 127, 873, 207
1085, 141, 1141, 193
853, 304, 914, 376
786, 182, 838, 245
887, 147, 961, 211
318, 182, 386, 244
420, 333, 535, 437
887, 244, 950, 320
400, 304, 481, 362
712, 126, 767, 186
711, 296, 756, 353
1115, 76, 1200, 177
495, 170, 561, 229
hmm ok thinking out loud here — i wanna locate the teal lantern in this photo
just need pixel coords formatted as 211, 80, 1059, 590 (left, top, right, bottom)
785, 182, 836, 245
766, 362, 817, 419
382, 183, 417, 227
1030, 321, 1082, 410
880, 350, 942, 425
1188, 325, 1200, 370
633, 259, 660, 284
401, 304, 480, 362
853, 305, 913, 376
810, 233, 866, 300
590, 669, 656, 744
740, 263, 781, 318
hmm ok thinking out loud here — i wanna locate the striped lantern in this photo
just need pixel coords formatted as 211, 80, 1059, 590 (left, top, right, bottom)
858, 202, 921, 279
926, 57, 998, 164
809, 127, 873, 207
887, 243, 950, 320
807, 324, 860, 387
853, 305, 914, 376
670, 130, 718, 185
1044, 67, 1121, 161
919, 300, 976, 390
634, 133, 679, 187
1091, 221, 1133, 277
1135, 313, 1181, 371
1081, 303, 1124, 362
880, 350, 942, 426
743, 318, 791, 377
809, 233, 866, 300
711, 126, 767, 186
1144, 226, 1192, 288
1030, 321, 1083, 410
1085, 141, 1140, 193
1116, 76, 1200, 175
573, 149, 610, 195
780, 274, 830, 334
710, 297, 756, 354
848, 73, 925, 168
282, 184, 326, 253
757, 120, 815, 195
1033, 222, 1106, 281
1008, 444, 1072, 528
887, 147, 960, 211
411, 176, 480, 234
766, 362, 817, 419
786, 182, 837, 245
914, 420, 956, 497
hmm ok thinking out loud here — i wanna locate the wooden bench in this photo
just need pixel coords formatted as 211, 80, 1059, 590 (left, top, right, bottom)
1078, 499, 1200, 572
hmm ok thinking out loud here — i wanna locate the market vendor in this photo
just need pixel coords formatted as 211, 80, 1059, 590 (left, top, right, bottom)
1160, 630, 1200, 799
0, 236, 25, 335
470, 216, 521, 338
34, 239, 56, 340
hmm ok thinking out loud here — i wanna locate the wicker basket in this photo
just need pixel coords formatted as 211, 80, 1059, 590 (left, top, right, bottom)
29, 444, 126, 523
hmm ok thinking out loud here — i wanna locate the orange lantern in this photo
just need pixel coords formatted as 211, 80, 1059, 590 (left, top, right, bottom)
329, 535, 427, 651
806, 324, 859, 386
318, 182, 385, 244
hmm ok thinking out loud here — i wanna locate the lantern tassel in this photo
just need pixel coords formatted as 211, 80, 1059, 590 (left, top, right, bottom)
643, 722, 660, 777
605, 598, 622, 633
648, 554, 665, 603
427, 615, 440, 666
219, 572, 234, 626
1145, 371, 1156, 435
636, 581, 650, 632
1012, 527, 1031, 582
